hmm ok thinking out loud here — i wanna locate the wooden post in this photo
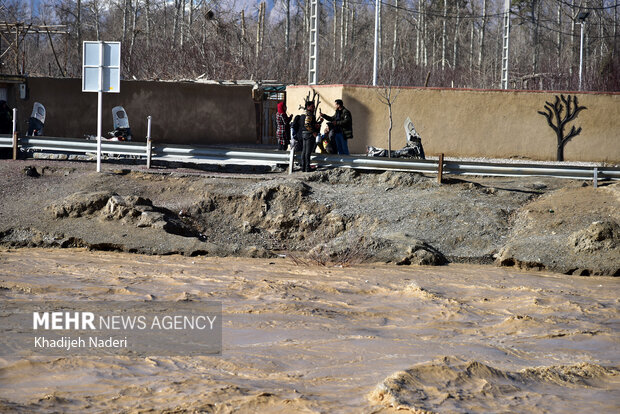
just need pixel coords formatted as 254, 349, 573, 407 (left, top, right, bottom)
437, 153, 444, 184
12, 131, 18, 160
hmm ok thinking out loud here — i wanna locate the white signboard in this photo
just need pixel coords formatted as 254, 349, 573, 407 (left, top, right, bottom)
82, 41, 121, 93
82, 41, 121, 173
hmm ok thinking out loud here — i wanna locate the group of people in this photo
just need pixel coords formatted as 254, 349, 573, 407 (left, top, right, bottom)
275, 98, 353, 172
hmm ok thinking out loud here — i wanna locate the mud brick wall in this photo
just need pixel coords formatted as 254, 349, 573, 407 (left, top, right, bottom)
12, 77, 257, 146
287, 85, 620, 163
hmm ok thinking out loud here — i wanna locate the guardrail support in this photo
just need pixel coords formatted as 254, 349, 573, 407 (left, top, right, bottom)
288, 148, 295, 174
12, 108, 17, 160
437, 153, 444, 184
593, 167, 598, 189
146, 115, 152, 169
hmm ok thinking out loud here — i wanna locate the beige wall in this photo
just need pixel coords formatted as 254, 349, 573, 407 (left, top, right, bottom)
13, 77, 257, 145
287, 85, 620, 163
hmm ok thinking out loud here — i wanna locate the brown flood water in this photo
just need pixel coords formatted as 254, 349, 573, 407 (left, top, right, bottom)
0, 248, 619, 413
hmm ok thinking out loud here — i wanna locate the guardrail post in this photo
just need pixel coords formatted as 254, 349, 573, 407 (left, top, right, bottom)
437, 153, 444, 184
593, 167, 598, 189
146, 115, 152, 169
288, 147, 295, 174
11, 108, 17, 160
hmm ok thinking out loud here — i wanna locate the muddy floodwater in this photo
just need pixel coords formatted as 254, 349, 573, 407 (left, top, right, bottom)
0, 248, 619, 413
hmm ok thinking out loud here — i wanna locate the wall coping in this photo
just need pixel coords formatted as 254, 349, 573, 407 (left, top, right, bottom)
287, 84, 620, 96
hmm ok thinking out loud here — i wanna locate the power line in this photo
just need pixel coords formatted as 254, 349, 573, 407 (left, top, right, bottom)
552, 0, 619, 11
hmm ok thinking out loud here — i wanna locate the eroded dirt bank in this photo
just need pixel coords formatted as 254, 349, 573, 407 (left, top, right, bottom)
0, 160, 618, 275
0, 249, 618, 413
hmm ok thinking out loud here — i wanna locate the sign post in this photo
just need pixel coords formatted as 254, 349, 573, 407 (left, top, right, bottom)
82, 41, 120, 172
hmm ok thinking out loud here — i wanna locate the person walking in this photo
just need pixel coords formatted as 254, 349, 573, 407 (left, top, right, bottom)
0, 101, 13, 134
301, 101, 322, 172
275, 101, 292, 151
320, 99, 352, 155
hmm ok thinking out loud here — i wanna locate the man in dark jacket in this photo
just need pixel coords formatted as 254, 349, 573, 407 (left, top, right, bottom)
320, 99, 352, 155
0, 101, 12, 134
301, 101, 322, 172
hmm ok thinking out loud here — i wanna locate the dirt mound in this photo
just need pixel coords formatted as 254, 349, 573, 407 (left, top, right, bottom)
571, 221, 619, 252
307, 167, 433, 187
47, 191, 114, 218
369, 357, 620, 413
497, 186, 620, 276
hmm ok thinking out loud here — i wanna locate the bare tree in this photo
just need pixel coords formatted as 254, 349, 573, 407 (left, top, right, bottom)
538, 95, 587, 161
376, 69, 402, 158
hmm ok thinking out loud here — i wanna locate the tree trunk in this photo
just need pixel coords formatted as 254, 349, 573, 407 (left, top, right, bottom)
180, 0, 186, 47
392, 0, 399, 71
333, 0, 337, 63
557, 2, 562, 70
340, 0, 346, 63
469, 0, 474, 72
128, 0, 138, 74
452, 0, 459, 70
285, 0, 290, 53
122, 0, 128, 44
531, 0, 541, 74
441, 0, 446, 71
378, 0, 382, 68
478, 0, 487, 68
76, 0, 82, 62
145, 0, 150, 51
173, 0, 180, 46
388, 101, 392, 158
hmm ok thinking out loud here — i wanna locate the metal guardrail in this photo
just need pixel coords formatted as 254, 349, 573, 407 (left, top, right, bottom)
2, 134, 619, 181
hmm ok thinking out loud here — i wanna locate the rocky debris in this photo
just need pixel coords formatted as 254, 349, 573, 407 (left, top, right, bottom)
306, 168, 360, 184
308, 234, 446, 267
571, 221, 619, 253
23, 166, 40, 178
395, 241, 448, 266
102, 195, 152, 221
47, 191, 113, 218
48, 191, 197, 238
136, 211, 167, 229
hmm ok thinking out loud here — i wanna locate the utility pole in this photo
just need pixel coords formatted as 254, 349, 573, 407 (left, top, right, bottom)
501, 0, 511, 89
577, 11, 590, 90
308, 0, 319, 84
373, 0, 379, 86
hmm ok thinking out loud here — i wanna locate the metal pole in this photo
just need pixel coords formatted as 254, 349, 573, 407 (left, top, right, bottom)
146, 115, 152, 169
593, 167, 598, 189
12, 108, 17, 160
96, 42, 103, 172
373, 0, 379, 86
501, 0, 511, 89
308, 0, 319, 85
579, 21, 585, 90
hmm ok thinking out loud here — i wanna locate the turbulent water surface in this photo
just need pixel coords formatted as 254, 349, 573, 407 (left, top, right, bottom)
0, 248, 618, 413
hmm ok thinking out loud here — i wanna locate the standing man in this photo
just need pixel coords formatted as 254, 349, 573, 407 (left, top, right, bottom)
0, 101, 12, 134
301, 101, 322, 172
320, 99, 352, 155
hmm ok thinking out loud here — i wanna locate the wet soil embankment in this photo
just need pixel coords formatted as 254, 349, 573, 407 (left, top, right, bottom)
0, 160, 618, 275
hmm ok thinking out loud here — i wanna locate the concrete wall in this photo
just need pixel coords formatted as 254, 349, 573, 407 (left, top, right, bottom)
287, 85, 620, 163
13, 77, 257, 145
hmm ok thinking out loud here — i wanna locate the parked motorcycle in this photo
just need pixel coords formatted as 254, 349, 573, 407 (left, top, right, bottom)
27, 102, 45, 136
108, 106, 132, 141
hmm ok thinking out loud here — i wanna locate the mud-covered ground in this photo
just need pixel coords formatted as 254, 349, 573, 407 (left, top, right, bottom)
0, 159, 618, 275
0, 249, 618, 413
